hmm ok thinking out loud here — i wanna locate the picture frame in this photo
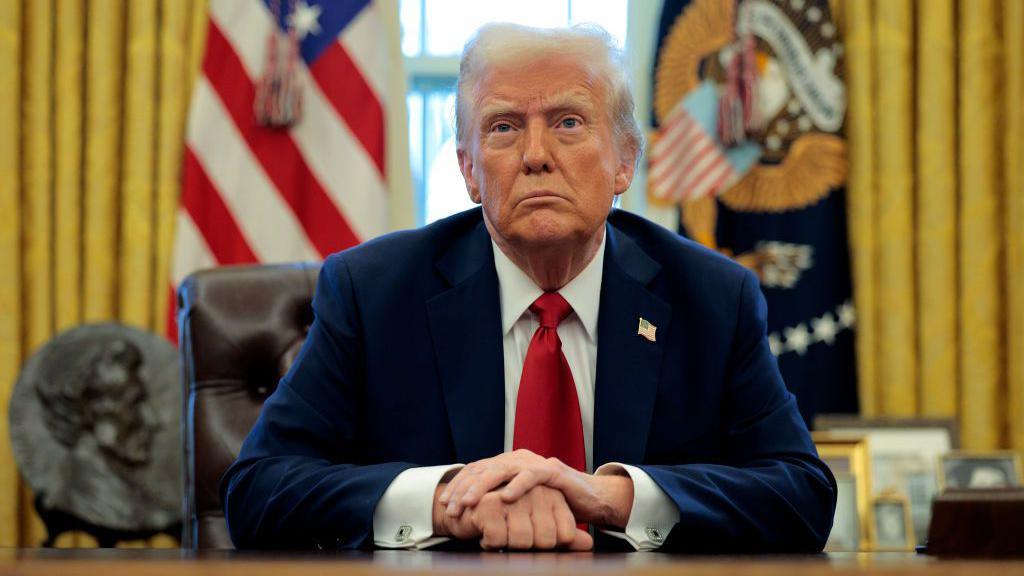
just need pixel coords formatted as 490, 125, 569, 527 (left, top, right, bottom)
938, 451, 1024, 491
871, 495, 915, 551
814, 416, 956, 542
814, 432, 874, 551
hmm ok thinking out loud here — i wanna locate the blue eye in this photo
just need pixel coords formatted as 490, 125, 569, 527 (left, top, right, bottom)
561, 118, 580, 129
492, 122, 513, 133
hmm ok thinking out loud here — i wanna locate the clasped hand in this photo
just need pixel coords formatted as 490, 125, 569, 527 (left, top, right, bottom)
431, 449, 634, 551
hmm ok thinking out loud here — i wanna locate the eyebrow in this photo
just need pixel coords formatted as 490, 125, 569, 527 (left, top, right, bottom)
477, 92, 596, 126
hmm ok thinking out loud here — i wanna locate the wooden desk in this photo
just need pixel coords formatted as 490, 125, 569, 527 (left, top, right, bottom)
1, 550, 1022, 576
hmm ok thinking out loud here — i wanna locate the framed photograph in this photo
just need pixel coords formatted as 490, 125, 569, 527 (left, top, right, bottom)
826, 473, 861, 552
814, 432, 873, 551
871, 495, 915, 551
938, 451, 1024, 491
814, 416, 955, 542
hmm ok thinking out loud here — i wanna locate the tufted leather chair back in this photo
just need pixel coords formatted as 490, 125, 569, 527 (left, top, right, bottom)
178, 263, 321, 549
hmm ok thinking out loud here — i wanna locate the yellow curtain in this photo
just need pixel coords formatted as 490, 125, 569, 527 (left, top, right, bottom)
840, 0, 1024, 452
0, 0, 209, 547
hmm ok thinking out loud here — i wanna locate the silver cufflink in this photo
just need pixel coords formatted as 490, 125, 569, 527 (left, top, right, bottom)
395, 525, 413, 542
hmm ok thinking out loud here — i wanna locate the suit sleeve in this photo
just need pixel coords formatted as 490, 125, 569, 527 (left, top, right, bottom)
220, 255, 417, 550
639, 269, 837, 553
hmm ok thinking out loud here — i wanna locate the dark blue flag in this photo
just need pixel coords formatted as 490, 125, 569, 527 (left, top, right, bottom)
650, 0, 858, 425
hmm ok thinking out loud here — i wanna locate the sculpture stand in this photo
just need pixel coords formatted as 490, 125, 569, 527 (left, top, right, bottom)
35, 494, 181, 548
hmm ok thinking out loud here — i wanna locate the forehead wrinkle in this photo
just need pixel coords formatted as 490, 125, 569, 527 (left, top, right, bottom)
470, 57, 606, 120
541, 91, 598, 115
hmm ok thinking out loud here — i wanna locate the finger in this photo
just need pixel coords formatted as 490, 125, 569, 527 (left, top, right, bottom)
500, 468, 548, 503
461, 466, 517, 508
440, 466, 469, 506
439, 479, 454, 504
478, 508, 509, 551
568, 528, 594, 551
553, 500, 578, 548
506, 503, 533, 550
446, 467, 485, 516
531, 505, 558, 550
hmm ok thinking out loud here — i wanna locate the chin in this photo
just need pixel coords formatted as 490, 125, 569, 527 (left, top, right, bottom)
510, 218, 585, 248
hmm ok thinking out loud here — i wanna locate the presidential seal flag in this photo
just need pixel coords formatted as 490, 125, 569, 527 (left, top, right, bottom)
168, 0, 396, 339
652, 0, 857, 424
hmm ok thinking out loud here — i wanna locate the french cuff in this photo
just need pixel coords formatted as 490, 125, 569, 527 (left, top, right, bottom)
594, 462, 679, 551
372, 464, 463, 549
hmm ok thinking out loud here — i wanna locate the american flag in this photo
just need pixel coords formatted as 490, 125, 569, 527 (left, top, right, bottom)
648, 81, 759, 203
649, 95, 734, 203
637, 317, 657, 343
169, 0, 393, 338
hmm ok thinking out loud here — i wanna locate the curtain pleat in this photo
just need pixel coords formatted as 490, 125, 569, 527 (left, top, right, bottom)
21, 0, 55, 547
844, 0, 878, 416
0, 0, 23, 551
83, 0, 125, 322
120, 0, 159, 328
54, 0, 85, 333
23, 0, 54, 353
915, 0, 958, 417
874, 0, 917, 415
1006, 0, 1024, 455
958, 0, 1003, 450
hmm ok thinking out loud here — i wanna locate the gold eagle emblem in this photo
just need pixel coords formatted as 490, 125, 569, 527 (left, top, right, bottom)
652, 0, 848, 251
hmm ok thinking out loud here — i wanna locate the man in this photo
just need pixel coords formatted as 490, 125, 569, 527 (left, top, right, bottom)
222, 23, 836, 552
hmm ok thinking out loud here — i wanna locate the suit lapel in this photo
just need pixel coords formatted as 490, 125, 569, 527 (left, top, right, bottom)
426, 221, 505, 463
593, 223, 672, 467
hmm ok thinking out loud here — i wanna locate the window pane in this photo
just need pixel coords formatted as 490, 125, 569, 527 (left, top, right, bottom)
426, 135, 476, 223
421, 90, 475, 223
400, 0, 423, 56
406, 92, 425, 221
422, 0, 569, 55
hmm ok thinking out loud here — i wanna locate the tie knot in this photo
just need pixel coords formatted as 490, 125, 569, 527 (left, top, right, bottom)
530, 292, 572, 328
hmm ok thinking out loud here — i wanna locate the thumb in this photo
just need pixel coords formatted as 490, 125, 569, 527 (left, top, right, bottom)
567, 528, 594, 551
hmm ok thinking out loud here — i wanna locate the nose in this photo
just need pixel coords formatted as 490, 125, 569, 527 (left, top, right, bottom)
521, 118, 552, 174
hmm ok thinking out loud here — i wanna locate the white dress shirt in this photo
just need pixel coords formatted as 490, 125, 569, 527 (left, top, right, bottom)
373, 230, 679, 550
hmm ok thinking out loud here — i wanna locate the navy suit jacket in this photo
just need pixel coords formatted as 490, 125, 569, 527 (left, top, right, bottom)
221, 207, 836, 552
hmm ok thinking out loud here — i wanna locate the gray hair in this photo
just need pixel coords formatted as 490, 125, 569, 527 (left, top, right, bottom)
455, 23, 644, 163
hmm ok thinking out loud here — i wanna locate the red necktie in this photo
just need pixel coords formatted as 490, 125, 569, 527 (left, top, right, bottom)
512, 292, 586, 473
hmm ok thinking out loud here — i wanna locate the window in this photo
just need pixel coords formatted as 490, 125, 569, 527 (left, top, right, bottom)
400, 0, 632, 225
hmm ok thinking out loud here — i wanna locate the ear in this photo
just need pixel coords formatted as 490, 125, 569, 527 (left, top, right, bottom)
457, 147, 482, 204
613, 146, 637, 196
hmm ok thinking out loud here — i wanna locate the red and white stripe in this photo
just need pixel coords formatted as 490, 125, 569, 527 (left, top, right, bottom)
169, 0, 393, 338
649, 100, 737, 203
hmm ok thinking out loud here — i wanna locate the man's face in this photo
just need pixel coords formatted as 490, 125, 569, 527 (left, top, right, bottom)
458, 56, 635, 251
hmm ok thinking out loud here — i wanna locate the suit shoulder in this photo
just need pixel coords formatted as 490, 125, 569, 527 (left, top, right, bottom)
608, 209, 753, 286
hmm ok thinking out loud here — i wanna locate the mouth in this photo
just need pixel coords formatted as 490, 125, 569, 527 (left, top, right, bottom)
518, 190, 567, 205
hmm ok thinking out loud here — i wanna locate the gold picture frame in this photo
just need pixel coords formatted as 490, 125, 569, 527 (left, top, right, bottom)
937, 451, 1024, 491
871, 495, 915, 551
814, 415, 955, 544
813, 432, 874, 551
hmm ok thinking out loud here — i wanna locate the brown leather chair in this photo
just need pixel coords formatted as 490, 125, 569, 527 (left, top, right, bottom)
178, 262, 321, 549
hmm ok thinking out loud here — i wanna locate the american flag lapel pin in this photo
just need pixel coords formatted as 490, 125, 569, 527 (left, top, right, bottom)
638, 317, 657, 342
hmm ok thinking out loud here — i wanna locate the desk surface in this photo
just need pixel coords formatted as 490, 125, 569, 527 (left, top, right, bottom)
1, 550, 1022, 576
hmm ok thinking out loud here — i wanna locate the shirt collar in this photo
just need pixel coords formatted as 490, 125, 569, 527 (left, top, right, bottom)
491, 229, 605, 341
